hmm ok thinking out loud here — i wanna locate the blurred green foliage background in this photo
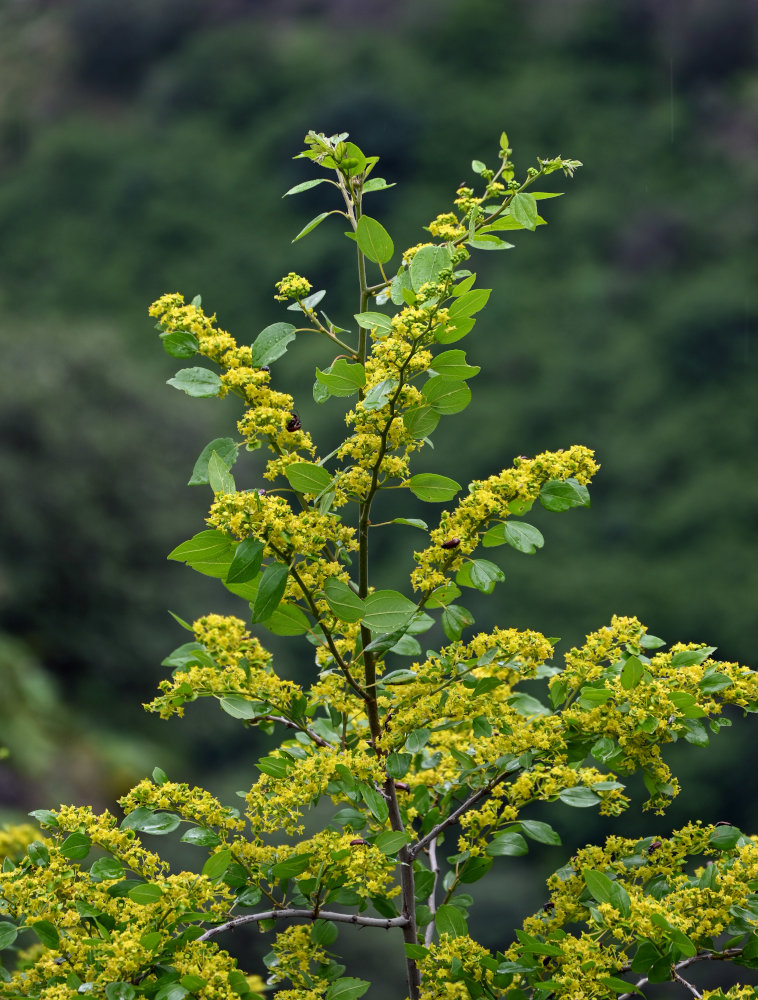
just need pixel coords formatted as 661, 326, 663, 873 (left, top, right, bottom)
0, 0, 756, 990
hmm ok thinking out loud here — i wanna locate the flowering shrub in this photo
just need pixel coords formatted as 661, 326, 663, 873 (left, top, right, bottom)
2, 131, 758, 1000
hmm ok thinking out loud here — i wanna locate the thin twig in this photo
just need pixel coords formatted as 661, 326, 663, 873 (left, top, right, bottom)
617, 947, 744, 1000
198, 908, 410, 941
262, 716, 334, 749
424, 837, 440, 948
409, 771, 511, 859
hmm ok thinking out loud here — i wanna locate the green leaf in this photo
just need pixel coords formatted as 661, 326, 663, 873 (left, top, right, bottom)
285, 462, 332, 495
0, 922, 17, 950
325, 978, 370, 1000
405, 729, 431, 753
316, 360, 366, 396
375, 831, 409, 855
32, 920, 59, 948
407, 473, 461, 502
265, 603, 311, 636
456, 559, 504, 593
539, 478, 590, 512
422, 376, 471, 415
362, 590, 417, 632
386, 752, 412, 779
434, 904, 467, 938
90, 858, 125, 881
180, 827, 220, 848
509, 692, 551, 717
699, 671, 733, 694
28, 809, 59, 828
356, 216, 394, 264
671, 646, 717, 668
160, 330, 198, 359
323, 578, 365, 623
27, 841, 49, 867
409, 245, 453, 291
429, 350, 480, 380
559, 787, 601, 808
390, 518, 428, 530
447, 288, 490, 319
180, 977, 207, 994
283, 178, 329, 196
709, 825, 742, 850
256, 755, 291, 778
499, 522, 545, 553
106, 984, 137, 1000
382, 668, 418, 684
519, 820, 561, 846
598, 977, 643, 996
167, 367, 222, 398
188, 438, 239, 486
362, 378, 397, 411
620, 656, 644, 690
208, 451, 235, 495
131, 811, 181, 835
468, 235, 514, 250
128, 883, 163, 905
168, 530, 235, 579
226, 539, 264, 585
202, 849, 232, 879
583, 868, 614, 904
363, 177, 395, 194
311, 920, 339, 947
272, 853, 313, 879
250, 322, 297, 366
486, 832, 528, 857
354, 311, 392, 334
293, 211, 331, 242
155, 984, 188, 1000
441, 604, 474, 641
403, 406, 440, 439
509, 192, 539, 230
251, 562, 289, 623
60, 832, 91, 861
219, 695, 259, 720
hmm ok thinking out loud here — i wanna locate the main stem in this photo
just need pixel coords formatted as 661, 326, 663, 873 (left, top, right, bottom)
350, 174, 421, 1000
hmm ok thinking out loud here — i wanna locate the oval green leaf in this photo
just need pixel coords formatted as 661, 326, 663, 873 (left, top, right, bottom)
251, 562, 289, 624
250, 322, 297, 366
285, 462, 332, 495
361, 590, 417, 632
323, 578, 365, 623
407, 474, 461, 502
356, 215, 394, 264
166, 367, 222, 398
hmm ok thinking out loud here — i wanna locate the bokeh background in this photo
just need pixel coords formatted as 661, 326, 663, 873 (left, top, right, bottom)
1, 0, 756, 993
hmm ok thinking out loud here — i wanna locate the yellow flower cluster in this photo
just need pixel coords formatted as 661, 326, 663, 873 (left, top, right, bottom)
245, 746, 385, 835
146, 614, 302, 720
411, 445, 599, 592
453, 186, 482, 215
0, 805, 241, 998
269, 925, 328, 989
415, 934, 496, 1000
274, 272, 312, 301
149, 293, 317, 474
119, 778, 245, 836
512, 823, 758, 998
552, 616, 758, 811
208, 491, 357, 563
335, 299, 452, 501
426, 212, 466, 240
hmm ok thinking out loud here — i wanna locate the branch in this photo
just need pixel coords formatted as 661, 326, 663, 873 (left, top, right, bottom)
198, 908, 410, 940
408, 771, 511, 859
424, 836, 440, 948
262, 715, 334, 749
617, 947, 744, 1000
